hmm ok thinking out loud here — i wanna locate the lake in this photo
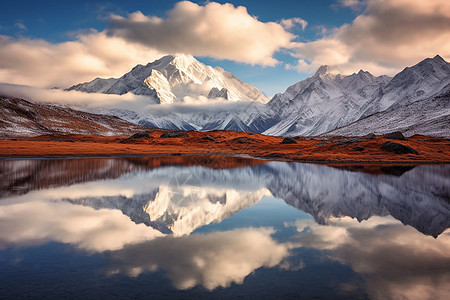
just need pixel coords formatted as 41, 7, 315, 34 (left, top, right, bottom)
0, 156, 449, 299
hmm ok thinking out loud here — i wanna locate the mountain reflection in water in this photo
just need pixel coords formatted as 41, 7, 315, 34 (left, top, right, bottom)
0, 156, 449, 299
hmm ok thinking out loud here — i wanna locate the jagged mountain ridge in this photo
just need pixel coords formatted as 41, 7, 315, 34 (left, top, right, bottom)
262, 55, 450, 137
68, 54, 268, 104
262, 67, 392, 136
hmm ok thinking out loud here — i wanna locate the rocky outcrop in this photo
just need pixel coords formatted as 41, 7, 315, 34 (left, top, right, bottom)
381, 141, 419, 154
281, 137, 297, 144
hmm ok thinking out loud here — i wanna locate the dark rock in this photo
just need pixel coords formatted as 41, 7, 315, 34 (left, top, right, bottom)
230, 137, 256, 144
120, 132, 153, 143
128, 132, 150, 139
267, 153, 282, 158
383, 131, 405, 140
381, 142, 419, 155
281, 137, 297, 144
202, 136, 215, 141
354, 146, 365, 151
160, 132, 189, 138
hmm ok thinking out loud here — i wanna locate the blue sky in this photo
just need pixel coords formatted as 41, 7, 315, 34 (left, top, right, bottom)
0, 0, 449, 96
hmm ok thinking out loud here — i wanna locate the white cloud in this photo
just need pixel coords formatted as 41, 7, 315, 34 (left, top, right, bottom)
290, 0, 450, 75
0, 83, 158, 111
106, 1, 295, 66
0, 31, 165, 88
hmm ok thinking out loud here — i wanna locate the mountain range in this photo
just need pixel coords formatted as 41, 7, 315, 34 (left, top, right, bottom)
1, 54, 449, 138
68, 54, 450, 137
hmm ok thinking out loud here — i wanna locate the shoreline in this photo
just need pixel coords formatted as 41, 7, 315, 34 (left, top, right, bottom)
1, 152, 449, 165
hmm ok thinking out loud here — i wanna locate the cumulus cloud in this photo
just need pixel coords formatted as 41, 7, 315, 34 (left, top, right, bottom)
106, 1, 294, 66
108, 228, 289, 290
0, 31, 165, 88
290, 0, 450, 75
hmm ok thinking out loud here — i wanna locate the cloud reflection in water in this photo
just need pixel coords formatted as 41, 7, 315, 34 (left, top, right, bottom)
289, 216, 450, 300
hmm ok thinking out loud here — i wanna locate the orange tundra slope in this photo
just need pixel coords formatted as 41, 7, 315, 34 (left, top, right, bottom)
0, 130, 449, 163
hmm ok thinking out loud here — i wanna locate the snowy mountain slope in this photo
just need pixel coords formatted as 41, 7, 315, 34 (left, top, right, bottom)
67, 77, 118, 94
259, 55, 450, 137
324, 93, 450, 138
68, 54, 268, 104
0, 95, 146, 137
261, 67, 392, 136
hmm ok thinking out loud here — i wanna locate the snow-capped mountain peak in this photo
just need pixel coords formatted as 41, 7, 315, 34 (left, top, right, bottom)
68, 54, 268, 104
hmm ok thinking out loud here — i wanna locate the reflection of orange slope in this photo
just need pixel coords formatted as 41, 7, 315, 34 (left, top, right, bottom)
0, 131, 449, 163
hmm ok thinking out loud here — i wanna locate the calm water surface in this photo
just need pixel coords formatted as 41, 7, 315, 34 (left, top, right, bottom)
0, 156, 449, 299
